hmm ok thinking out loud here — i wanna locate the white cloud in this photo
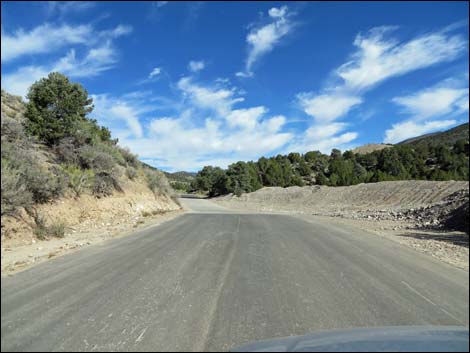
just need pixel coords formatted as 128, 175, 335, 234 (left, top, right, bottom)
235, 71, 254, 78
99, 24, 133, 39
226, 106, 266, 129
286, 122, 358, 154
1, 22, 131, 63
2, 21, 132, 97
122, 113, 292, 171
91, 94, 151, 138
46, 1, 95, 16
297, 93, 362, 122
238, 6, 294, 77
383, 79, 468, 144
1, 65, 49, 98
384, 120, 457, 144
188, 60, 205, 72
1, 23, 92, 62
294, 25, 467, 154
149, 67, 162, 78
392, 87, 468, 121
2, 41, 119, 97
110, 77, 293, 171
177, 76, 244, 115
338, 27, 467, 91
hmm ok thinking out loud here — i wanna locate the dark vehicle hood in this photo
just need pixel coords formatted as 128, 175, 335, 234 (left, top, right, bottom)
231, 326, 469, 352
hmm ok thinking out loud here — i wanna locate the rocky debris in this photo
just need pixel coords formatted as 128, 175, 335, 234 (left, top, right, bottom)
336, 190, 469, 233
216, 181, 469, 234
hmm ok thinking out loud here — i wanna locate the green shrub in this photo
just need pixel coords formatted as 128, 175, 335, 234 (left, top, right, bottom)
48, 221, 66, 238
62, 165, 95, 197
33, 216, 66, 239
78, 145, 115, 172
117, 146, 139, 168
1, 115, 28, 144
54, 137, 79, 165
24, 165, 65, 203
145, 169, 170, 195
1, 158, 33, 216
126, 166, 138, 180
92, 170, 122, 197
94, 142, 126, 166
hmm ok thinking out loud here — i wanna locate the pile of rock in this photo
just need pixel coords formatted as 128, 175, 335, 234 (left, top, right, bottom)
335, 190, 469, 233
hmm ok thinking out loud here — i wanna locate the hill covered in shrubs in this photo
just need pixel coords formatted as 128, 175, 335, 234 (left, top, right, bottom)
1, 73, 173, 237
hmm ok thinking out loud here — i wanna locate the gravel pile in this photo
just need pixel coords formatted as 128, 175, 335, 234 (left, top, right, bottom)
216, 181, 469, 233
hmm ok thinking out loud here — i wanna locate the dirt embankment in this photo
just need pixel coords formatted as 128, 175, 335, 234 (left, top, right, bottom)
215, 180, 469, 270
1, 178, 182, 275
215, 180, 468, 227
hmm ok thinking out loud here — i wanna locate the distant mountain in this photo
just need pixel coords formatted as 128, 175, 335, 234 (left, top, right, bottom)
398, 123, 469, 146
164, 171, 196, 183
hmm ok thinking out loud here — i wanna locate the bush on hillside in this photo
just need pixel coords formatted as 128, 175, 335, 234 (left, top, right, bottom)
117, 146, 140, 168
1, 159, 33, 216
62, 165, 95, 197
93, 170, 123, 197
24, 165, 67, 203
126, 166, 138, 180
1, 115, 29, 144
54, 137, 80, 165
145, 169, 170, 195
78, 145, 115, 172
34, 215, 67, 239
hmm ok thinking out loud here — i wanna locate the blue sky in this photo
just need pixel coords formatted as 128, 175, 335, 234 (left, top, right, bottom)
2, 1, 469, 171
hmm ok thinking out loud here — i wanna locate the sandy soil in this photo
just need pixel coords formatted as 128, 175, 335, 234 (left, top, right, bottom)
1, 210, 184, 276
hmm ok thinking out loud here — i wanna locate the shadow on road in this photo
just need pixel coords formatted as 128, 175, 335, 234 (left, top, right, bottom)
396, 231, 469, 248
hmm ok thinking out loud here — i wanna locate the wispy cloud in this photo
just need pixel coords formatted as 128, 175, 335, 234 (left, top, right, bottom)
292, 25, 467, 153
2, 23, 132, 97
188, 60, 205, 72
182, 2, 205, 31
1, 22, 131, 63
1, 23, 92, 62
237, 6, 295, 78
110, 76, 292, 171
391, 86, 468, 121
2, 41, 119, 97
45, 1, 95, 17
384, 78, 468, 143
384, 120, 458, 144
297, 93, 362, 123
336, 26, 467, 91
177, 76, 244, 116
148, 67, 162, 78
91, 93, 163, 139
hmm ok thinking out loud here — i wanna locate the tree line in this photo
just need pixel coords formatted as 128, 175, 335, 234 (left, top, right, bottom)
192, 142, 469, 197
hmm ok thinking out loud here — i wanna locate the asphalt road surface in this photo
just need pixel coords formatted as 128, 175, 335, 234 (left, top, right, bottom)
1, 198, 468, 351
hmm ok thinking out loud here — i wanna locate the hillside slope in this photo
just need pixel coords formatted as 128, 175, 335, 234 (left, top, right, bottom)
1, 83, 181, 273
351, 143, 393, 154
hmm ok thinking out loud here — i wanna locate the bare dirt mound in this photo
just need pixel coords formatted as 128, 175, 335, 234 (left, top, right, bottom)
352, 143, 392, 154
215, 180, 469, 231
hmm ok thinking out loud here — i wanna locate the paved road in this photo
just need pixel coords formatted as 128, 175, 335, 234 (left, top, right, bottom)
1, 199, 468, 351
